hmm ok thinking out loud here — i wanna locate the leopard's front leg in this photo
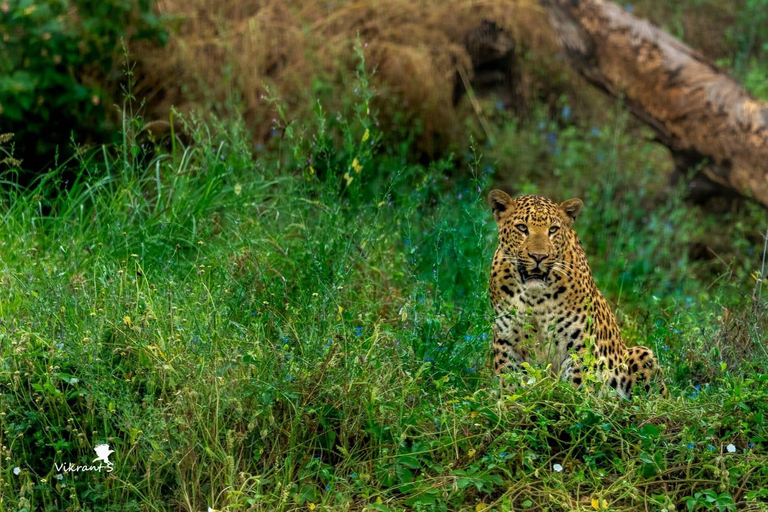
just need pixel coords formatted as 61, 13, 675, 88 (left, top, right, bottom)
492, 313, 532, 374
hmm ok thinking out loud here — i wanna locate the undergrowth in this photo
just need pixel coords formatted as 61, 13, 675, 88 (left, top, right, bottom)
1, 49, 767, 512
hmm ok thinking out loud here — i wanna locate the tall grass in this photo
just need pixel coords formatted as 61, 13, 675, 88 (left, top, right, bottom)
1, 55, 768, 512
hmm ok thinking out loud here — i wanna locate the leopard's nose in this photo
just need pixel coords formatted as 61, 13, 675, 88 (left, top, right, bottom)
529, 252, 549, 263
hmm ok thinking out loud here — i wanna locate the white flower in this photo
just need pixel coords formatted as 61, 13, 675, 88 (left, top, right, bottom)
726, 444, 736, 453
13, 467, 20, 475
526, 377, 536, 385
57, 474, 63, 480
553, 464, 563, 472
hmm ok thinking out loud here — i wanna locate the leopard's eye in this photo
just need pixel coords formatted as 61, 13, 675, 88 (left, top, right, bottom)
549, 226, 560, 235
516, 224, 528, 234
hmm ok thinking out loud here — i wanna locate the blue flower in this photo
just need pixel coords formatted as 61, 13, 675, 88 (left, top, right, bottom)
562, 106, 571, 119
325, 485, 331, 490
465, 367, 476, 372
465, 334, 472, 341
546, 133, 558, 145
687, 443, 694, 449
591, 127, 600, 136
748, 443, 755, 448
499, 453, 507, 458
694, 384, 701, 391
662, 346, 669, 351
425, 357, 435, 362
354, 327, 364, 336
707, 445, 715, 451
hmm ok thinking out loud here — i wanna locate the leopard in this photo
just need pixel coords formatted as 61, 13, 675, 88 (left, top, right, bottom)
487, 190, 665, 398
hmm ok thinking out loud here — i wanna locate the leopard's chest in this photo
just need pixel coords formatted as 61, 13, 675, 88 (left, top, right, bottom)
494, 281, 583, 370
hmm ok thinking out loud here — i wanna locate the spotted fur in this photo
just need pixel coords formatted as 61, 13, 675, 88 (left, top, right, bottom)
488, 191, 665, 398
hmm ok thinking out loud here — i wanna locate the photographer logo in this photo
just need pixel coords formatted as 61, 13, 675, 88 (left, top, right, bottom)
54, 443, 115, 473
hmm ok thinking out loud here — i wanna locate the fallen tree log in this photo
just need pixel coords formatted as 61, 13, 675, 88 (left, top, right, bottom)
541, 0, 768, 208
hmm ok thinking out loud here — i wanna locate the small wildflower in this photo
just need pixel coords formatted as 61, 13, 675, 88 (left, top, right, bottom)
351, 158, 363, 174
123, 316, 132, 328
425, 357, 434, 362
468, 449, 476, 457
361, 129, 370, 143
748, 443, 755, 448
553, 464, 563, 472
13, 467, 20, 475
499, 452, 506, 458
687, 443, 694, 449
234, 183, 242, 195
470, 411, 477, 419
707, 445, 715, 451
343, 172, 353, 185
727, 444, 736, 453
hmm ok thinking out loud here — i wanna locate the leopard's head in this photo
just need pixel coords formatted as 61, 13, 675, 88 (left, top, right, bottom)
488, 191, 583, 287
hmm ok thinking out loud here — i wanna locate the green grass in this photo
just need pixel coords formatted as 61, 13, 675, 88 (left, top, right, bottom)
2, 63, 768, 512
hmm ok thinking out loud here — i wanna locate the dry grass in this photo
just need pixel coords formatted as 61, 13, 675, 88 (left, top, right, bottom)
134, 0, 558, 153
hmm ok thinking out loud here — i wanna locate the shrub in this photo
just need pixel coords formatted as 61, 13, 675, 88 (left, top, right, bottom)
0, 0, 166, 174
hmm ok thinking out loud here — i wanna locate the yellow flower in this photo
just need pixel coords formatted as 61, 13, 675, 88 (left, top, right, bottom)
475, 503, 486, 511
308, 503, 316, 511
123, 316, 132, 328
468, 449, 476, 457
234, 183, 242, 196
591, 498, 608, 510
470, 411, 477, 419
343, 172, 353, 185
351, 158, 362, 174
361, 129, 370, 143
309, 166, 315, 175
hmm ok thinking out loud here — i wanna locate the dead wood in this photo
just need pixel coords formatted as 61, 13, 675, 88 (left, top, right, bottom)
542, 0, 768, 208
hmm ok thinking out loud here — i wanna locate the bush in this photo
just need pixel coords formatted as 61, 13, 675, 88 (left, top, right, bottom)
0, 0, 166, 174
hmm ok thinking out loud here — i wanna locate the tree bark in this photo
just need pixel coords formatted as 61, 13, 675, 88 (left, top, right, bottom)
542, 0, 768, 208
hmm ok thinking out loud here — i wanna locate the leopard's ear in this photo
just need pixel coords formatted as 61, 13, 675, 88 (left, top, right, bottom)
560, 198, 583, 223
488, 190, 515, 223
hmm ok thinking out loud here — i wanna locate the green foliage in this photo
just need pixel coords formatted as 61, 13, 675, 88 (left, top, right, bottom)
2, 40, 768, 512
0, 0, 166, 171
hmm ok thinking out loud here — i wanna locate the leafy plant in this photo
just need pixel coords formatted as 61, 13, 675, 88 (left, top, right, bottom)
0, 0, 166, 172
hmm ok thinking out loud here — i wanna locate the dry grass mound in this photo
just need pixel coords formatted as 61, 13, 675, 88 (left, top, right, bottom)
135, 0, 557, 154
